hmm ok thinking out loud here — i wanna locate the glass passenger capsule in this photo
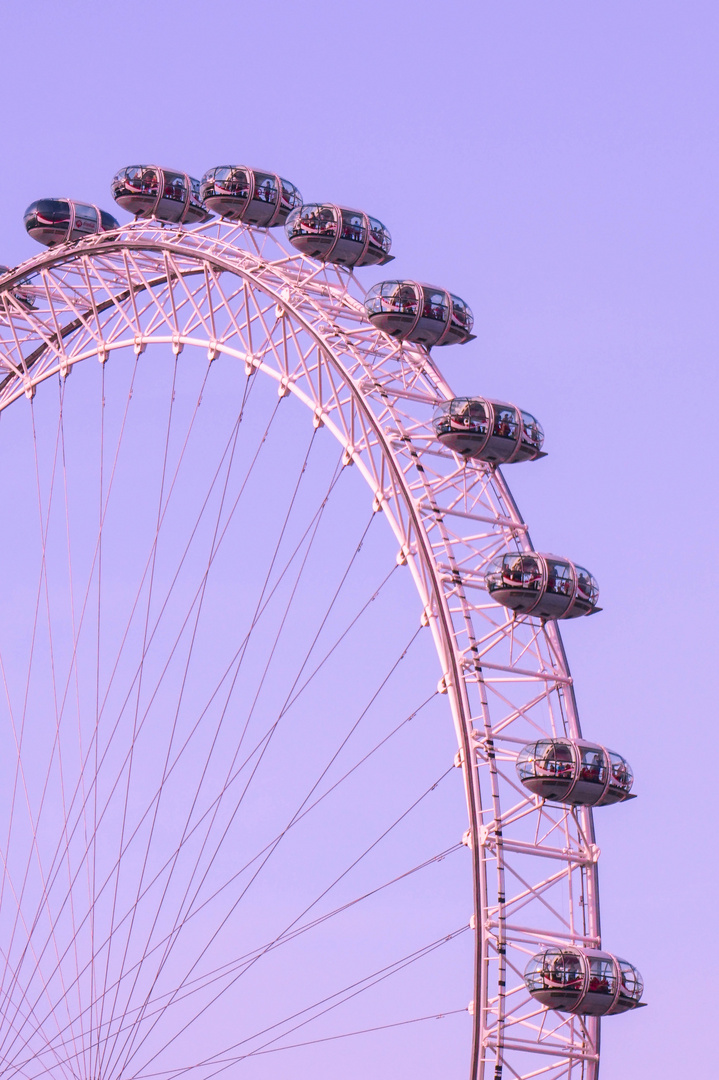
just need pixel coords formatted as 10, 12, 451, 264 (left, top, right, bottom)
285, 204, 393, 267
524, 948, 644, 1016
23, 200, 119, 247
111, 166, 211, 225
485, 553, 600, 619
516, 739, 634, 806
200, 166, 302, 227
433, 397, 545, 463
364, 281, 475, 346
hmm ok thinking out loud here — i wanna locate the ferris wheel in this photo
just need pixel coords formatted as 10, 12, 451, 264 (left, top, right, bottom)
0, 164, 644, 1080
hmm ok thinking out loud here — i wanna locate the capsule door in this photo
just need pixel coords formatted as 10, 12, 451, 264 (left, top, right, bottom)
413, 287, 450, 345
570, 745, 609, 805
481, 404, 522, 464
583, 955, 618, 1015
540, 559, 576, 619
70, 203, 100, 241
332, 209, 367, 265
245, 172, 280, 227
155, 170, 189, 223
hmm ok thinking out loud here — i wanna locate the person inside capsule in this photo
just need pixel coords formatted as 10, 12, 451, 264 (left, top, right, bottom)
368, 216, 391, 255
457, 399, 488, 430
617, 960, 643, 1008
501, 555, 542, 590
450, 294, 472, 330
575, 567, 599, 607
493, 406, 519, 440
579, 747, 606, 784
554, 951, 582, 989
341, 210, 365, 244
255, 175, 277, 204
423, 289, 449, 322
588, 957, 614, 995
538, 740, 573, 780
521, 411, 544, 451
546, 560, 573, 597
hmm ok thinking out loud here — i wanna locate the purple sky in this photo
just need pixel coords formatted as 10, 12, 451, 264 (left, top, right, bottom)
1, 1, 718, 1076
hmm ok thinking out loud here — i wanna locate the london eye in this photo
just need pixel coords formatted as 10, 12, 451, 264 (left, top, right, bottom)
0, 164, 643, 1080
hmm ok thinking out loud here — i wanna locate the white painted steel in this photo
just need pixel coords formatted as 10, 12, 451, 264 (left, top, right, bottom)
0, 218, 602, 1080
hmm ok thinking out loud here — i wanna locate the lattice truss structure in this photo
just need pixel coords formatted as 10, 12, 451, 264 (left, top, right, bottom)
0, 221, 601, 1080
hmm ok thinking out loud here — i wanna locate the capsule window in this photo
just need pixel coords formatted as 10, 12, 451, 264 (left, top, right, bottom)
301, 205, 335, 234
449, 294, 472, 330
502, 554, 542, 589
548, 951, 582, 988
545, 560, 573, 597
608, 752, 633, 792
162, 172, 186, 202
539, 740, 573, 778
32, 200, 72, 226
588, 958, 616, 995
280, 180, 302, 213
123, 166, 156, 193
521, 411, 544, 450
617, 960, 643, 999
575, 566, 599, 606
73, 203, 98, 235
253, 173, 278, 205
218, 167, 250, 196
492, 406, 519, 440
444, 398, 488, 432
579, 747, 607, 785
367, 216, 391, 253
341, 210, 366, 243
422, 289, 449, 322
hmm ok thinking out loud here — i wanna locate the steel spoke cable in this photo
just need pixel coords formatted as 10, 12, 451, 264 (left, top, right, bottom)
59, 369, 95, 1078
0, 350, 156, 1068
9, 549, 408, 1064
136, 500, 379, 945
107, 631, 424, 1076
0, 410, 328, 1071
135, 925, 470, 1080
0, 350, 146, 1059
86, 681, 441, 1044
230, 1007, 468, 1057
33, 378, 88, 1071
95, 360, 257, 1073
130, 585, 425, 948
0, 363, 266, 1045
117, 764, 454, 1080
23, 349, 236, 929
131, 842, 464, 1021
95, 376, 290, 1077
12, 924, 469, 1080
10, 838, 461, 1074
107, 437, 343, 1073
0, 392, 90, 1074
2, 420, 331, 1056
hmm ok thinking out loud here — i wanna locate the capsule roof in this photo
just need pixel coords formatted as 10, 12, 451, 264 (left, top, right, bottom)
112, 166, 211, 225
285, 204, 393, 268
200, 166, 302, 227
364, 281, 474, 347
